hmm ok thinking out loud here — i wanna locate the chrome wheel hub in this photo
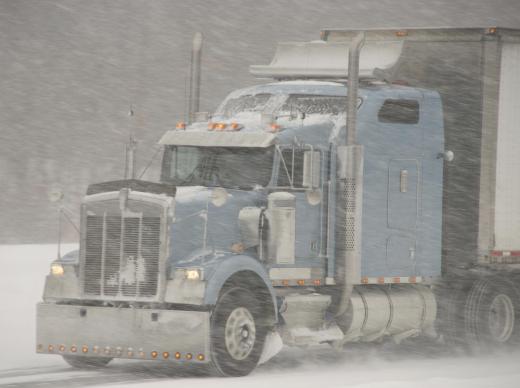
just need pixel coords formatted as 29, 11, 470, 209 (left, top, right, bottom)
224, 307, 256, 360
488, 293, 515, 343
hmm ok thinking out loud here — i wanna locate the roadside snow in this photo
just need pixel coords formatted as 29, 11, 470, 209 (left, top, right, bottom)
0, 244, 77, 370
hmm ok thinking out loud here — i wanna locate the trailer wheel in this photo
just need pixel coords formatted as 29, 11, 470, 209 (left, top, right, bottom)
210, 286, 267, 377
466, 279, 520, 349
63, 355, 112, 369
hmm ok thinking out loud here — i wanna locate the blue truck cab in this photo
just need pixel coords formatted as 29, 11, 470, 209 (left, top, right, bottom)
161, 81, 444, 288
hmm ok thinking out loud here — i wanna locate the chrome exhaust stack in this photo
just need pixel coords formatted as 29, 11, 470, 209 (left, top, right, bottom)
188, 32, 203, 124
333, 32, 365, 317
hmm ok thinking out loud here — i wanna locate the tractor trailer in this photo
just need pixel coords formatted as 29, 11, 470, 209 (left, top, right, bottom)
37, 27, 520, 376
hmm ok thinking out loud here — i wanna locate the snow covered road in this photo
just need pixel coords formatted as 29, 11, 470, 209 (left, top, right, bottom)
1, 244, 519, 388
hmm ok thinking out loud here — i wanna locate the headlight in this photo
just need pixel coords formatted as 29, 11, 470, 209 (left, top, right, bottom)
51, 263, 64, 276
184, 269, 203, 280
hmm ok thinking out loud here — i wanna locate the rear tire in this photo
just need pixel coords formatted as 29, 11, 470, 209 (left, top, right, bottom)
63, 355, 112, 369
210, 287, 267, 377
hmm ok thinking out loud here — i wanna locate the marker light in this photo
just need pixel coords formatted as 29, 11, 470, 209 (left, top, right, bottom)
82, 346, 88, 354
230, 242, 244, 254
48, 345, 54, 352
51, 263, 64, 276
151, 351, 158, 359
269, 123, 281, 132
175, 352, 181, 360
215, 123, 227, 131
230, 122, 241, 131
197, 354, 205, 361
70, 345, 77, 353
163, 352, 169, 359
395, 30, 408, 37
208, 122, 217, 130
186, 353, 193, 360
297, 280, 305, 286
59, 345, 66, 352
176, 121, 186, 130
185, 269, 202, 280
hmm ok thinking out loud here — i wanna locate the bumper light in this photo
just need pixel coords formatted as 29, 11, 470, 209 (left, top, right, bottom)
51, 263, 64, 276
184, 269, 202, 280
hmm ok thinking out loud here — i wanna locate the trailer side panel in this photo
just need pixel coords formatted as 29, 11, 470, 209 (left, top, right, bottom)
494, 43, 520, 250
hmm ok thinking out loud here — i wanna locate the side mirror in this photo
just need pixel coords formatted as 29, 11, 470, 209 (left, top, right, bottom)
302, 150, 321, 189
438, 150, 454, 162
48, 187, 64, 203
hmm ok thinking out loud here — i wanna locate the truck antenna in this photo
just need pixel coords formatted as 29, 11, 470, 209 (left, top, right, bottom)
48, 187, 65, 260
124, 105, 137, 179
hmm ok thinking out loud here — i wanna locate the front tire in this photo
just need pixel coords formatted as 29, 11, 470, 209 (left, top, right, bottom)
210, 287, 267, 376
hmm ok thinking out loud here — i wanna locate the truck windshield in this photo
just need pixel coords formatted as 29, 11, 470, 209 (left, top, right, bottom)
162, 146, 274, 189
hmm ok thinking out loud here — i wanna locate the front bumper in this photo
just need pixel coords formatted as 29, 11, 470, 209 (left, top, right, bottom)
36, 303, 211, 363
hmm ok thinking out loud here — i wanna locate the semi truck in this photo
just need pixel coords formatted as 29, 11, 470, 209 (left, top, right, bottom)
37, 27, 520, 376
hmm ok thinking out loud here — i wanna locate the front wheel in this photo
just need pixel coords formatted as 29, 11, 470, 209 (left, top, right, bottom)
210, 287, 267, 376
63, 355, 112, 369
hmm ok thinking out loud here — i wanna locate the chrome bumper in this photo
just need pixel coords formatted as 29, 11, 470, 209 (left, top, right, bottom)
36, 303, 211, 363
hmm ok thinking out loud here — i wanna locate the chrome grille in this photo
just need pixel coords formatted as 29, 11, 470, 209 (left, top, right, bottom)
83, 214, 161, 299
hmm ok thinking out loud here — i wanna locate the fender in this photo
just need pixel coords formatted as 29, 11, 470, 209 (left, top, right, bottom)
203, 254, 278, 322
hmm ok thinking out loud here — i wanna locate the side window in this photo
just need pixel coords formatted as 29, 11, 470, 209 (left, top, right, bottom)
378, 99, 420, 124
277, 149, 305, 188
